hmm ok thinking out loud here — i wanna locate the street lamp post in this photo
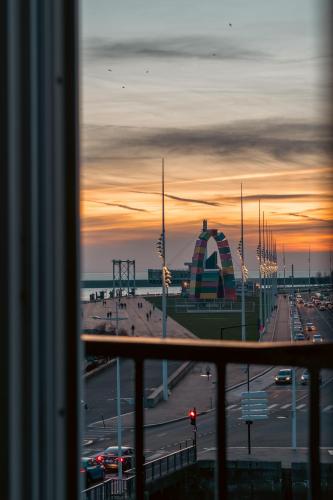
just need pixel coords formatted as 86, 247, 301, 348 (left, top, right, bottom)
161, 159, 168, 401
90, 304, 123, 477
291, 264, 297, 450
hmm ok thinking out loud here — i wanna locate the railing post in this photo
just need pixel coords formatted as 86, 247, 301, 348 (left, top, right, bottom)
160, 458, 162, 477
309, 368, 321, 500
216, 363, 227, 500
167, 455, 169, 473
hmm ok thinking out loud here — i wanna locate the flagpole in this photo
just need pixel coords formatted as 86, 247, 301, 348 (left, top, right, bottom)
241, 183, 246, 342
266, 219, 271, 323
283, 244, 286, 291
263, 212, 267, 328
270, 228, 273, 314
258, 200, 263, 337
161, 158, 168, 400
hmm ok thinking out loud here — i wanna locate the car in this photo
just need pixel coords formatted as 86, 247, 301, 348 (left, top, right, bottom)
81, 457, 105, 487
295, 333, 306, 341
319, 305, 326, 311
305, 322, 316, 332
312, 334, 323, 343
275, 369, 292, 384
101, 446, 135, 473
300, 369, 322, 385
104, 445, 135, 457
307, 303, 314, 308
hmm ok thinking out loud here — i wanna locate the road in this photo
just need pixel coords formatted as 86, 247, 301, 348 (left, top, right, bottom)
83, 295, 333, 463
84, 359, 183, 426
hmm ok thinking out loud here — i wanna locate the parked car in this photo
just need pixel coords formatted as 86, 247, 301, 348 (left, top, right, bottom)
319, 305, 326, 311
305, 322, 316, 332
312, 334, 323, 343
295, 333, 306, 341
275, 369, 292, 384
81, 457, 105, 487
301, 369, 322, 385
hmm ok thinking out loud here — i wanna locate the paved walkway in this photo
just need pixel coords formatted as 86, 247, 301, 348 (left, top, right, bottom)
82, 296, 196, 339
90, 295, 289, 429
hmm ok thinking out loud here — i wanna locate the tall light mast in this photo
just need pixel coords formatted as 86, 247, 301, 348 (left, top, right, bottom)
161, 158, 168, 400
240, 183, 246, 342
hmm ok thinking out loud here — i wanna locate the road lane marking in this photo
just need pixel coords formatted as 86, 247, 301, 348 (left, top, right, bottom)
281, 404, 291, 409
157, 432, 167, 437
268, 404, 278, 409
296, 404, 306, 410
323, 405, 333, 412
226, 404, 237, 410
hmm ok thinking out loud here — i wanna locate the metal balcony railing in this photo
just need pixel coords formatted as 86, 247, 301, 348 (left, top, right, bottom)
82, 445, 196, 500
83, 334, 333, 500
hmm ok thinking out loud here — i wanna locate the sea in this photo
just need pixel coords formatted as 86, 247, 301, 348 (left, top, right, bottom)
80, 272, 181, 301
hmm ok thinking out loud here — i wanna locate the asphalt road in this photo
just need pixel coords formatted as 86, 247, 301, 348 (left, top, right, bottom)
84, 359, 183, 426
83, 295, 333, 462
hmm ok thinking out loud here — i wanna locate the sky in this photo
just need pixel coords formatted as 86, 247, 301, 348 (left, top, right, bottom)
81, 0, 332, 278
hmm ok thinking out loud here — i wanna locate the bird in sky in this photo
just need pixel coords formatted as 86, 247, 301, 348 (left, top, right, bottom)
122, 86, 125, 88
108, 69, 112, 72
229, 23, 232, 27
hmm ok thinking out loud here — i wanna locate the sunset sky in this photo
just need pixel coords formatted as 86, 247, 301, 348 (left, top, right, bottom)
81, 0, 332, 277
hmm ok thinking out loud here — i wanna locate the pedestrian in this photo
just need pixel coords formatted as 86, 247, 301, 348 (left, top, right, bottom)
131, 324, 135, 336
206, 366, 211, 381
146, 313, 149, 321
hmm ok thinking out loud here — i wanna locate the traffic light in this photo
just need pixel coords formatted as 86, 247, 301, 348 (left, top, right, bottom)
189, 408, 197, 426
163, 266, 172, 288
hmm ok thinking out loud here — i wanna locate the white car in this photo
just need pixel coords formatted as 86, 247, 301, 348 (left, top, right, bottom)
312, 334, 323, 343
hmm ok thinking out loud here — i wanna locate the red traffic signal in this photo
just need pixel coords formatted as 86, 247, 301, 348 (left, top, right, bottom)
188, 408, 197, 425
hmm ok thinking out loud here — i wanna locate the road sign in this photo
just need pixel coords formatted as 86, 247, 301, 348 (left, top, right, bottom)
240, 391, 268, 421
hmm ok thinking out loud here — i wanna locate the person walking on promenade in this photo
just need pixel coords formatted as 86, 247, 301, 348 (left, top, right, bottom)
131, 324, 135, 336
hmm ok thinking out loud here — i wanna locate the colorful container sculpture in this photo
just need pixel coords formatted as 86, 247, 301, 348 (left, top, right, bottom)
189, 222, 236, 300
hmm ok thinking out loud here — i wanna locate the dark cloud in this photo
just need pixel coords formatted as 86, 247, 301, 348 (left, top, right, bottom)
89, 200, 148, 213
83, 119, 332, 164
131, 190, 222, 207
286, 212, 331, 223
85, 35, 268, 62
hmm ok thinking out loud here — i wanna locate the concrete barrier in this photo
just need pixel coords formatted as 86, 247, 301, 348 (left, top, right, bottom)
146, 361, 196, 408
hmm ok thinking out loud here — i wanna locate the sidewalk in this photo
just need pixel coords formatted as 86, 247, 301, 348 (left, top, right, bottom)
90, 296, 289, 429
223, 447, 333, 466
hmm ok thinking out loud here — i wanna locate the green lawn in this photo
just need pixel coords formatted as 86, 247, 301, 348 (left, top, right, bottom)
145, 295, 260, 341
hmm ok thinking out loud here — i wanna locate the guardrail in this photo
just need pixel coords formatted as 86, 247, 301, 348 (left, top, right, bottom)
83, 334, 333, 500
174, 300, 255, 313
81, 445, 196, 500
82, 477, 131, 500
143, 445, 196, 483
